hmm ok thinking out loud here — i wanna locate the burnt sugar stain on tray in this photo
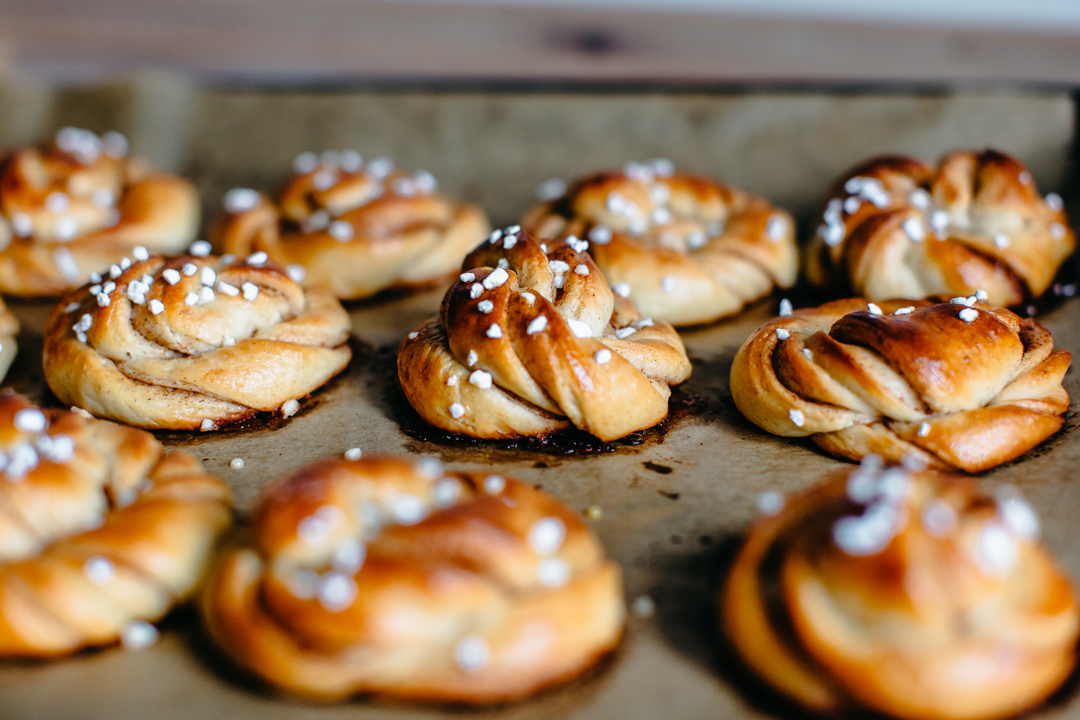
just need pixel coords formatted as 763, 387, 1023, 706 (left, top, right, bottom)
363, 342, 705, 461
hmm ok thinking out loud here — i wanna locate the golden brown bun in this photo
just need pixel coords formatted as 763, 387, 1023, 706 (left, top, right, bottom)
0, 128, 199, 297
397, 228, 692, 442
723, 463, 1079, 720
806, 150, 1075, 306
0, 391, 232, 657
730, 297, 1068, 473
43, 252, 351, 431
212, 153, 490, 300
522, 162, 797, 326
201, 455, 624, 703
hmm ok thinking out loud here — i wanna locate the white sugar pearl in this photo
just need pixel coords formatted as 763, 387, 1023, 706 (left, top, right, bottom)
230, 458, 245, 469
477, 300, 494, 313
993, 233, 1010, 248
328, 220, 354, 241
529, 517, 566, 555
594, 348, 612, 364
902, 217, 925, 242
469, 370, 493, 389
976, 521, 1018, 576
318, 572, 358, 611
918, 421, 930, 437
449, 403, 466, 419
867, 303, 883, 316
467, 350, 478, 366
242, 282, 259, 301
84, 556, 114, 584
224, 188, 261, 213
757, 490, 785, 516
766, 215, 786, 241
132, 245, 149, 261
344, 447, 363, 461
218, 281, 239, 297
661, 275, 676, 294
286, 264, 306, 282
200, 419, 215, 431
392, 495, 426, 525
779, 299, 793, 317
483, 474, 505, 494
536, 557, 570, 587
613, 282, 631, 298
184, 292, 198, 306
14, 408, 47, 432
281, 399, 300, 417
526, 315, 548, 335
485, 323, 502, 338
454, 636, 489, 672
567, 319, 592, 338
120, 621, 159, 650
482, 268, 509, 289
959, 308, 979, 323
776, 328, 790, 340
200, 267, 216, 286
246, 251, 268, 266
789, 408, 805, 427
535, 177, 567, 201
189, 240, 212, 256
162, 268, 181, 285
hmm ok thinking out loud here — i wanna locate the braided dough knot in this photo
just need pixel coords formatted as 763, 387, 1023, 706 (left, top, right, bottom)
43, 253, 351, 430
731, 298, 1069, 472
398, 229, 691, 441
0, 392, 232, 656
806, 150, 1075, 306
0, 128, 198, 295
214, 153, 489, 299
202, 456, 624, 702
523, 165, 797, 325
724, 465, 1080, 720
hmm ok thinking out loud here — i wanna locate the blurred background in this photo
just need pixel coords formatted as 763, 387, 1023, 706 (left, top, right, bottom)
1, 0, 1078, 228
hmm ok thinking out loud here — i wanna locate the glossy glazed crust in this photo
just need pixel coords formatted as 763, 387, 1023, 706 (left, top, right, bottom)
202, 456, 625, 703
0, 146, 198, 296
397, 230, 692, 442
730, 298, 1069, 472
522, 170, 797, 326
722, 469, 1079, 720
806, 150, 1076, 305
0, 393, 232, 656
42, 254, 352, 430
214, 166, 490, 300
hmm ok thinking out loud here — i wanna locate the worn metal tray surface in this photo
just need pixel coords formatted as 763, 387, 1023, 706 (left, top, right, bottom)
1, 286, 1079, 720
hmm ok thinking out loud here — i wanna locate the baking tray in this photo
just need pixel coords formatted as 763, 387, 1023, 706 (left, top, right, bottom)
1, 85, 1079, 719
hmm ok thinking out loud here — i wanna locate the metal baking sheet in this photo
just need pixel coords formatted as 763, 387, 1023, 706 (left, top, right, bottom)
2, 286, 1080, 720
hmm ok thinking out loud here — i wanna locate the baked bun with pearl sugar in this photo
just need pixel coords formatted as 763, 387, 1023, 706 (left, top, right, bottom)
397, 227, 692, 442
0, 392, 232, 657
0, 127, 199, 296
201, 455, 624, 702
43, 251, 351, 430
522, 160, 797, 326
730, 297, 1069, 473
213, 150, 490, 300
806, 150, 1075, 306
723, 462, 1079, 720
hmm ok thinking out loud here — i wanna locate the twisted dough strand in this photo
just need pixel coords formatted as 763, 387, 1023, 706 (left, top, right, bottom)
43, 253, 351, 430
806, 150, 1075, 306
731, 298, 1069, 472
398, 228, 691, 441
202, 456, 624, 702
0, 128, 198, 296
523, 163, 797, 326
0, 392, 232, 656
214, 153, 489, 300
724, 465, 1079, 720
